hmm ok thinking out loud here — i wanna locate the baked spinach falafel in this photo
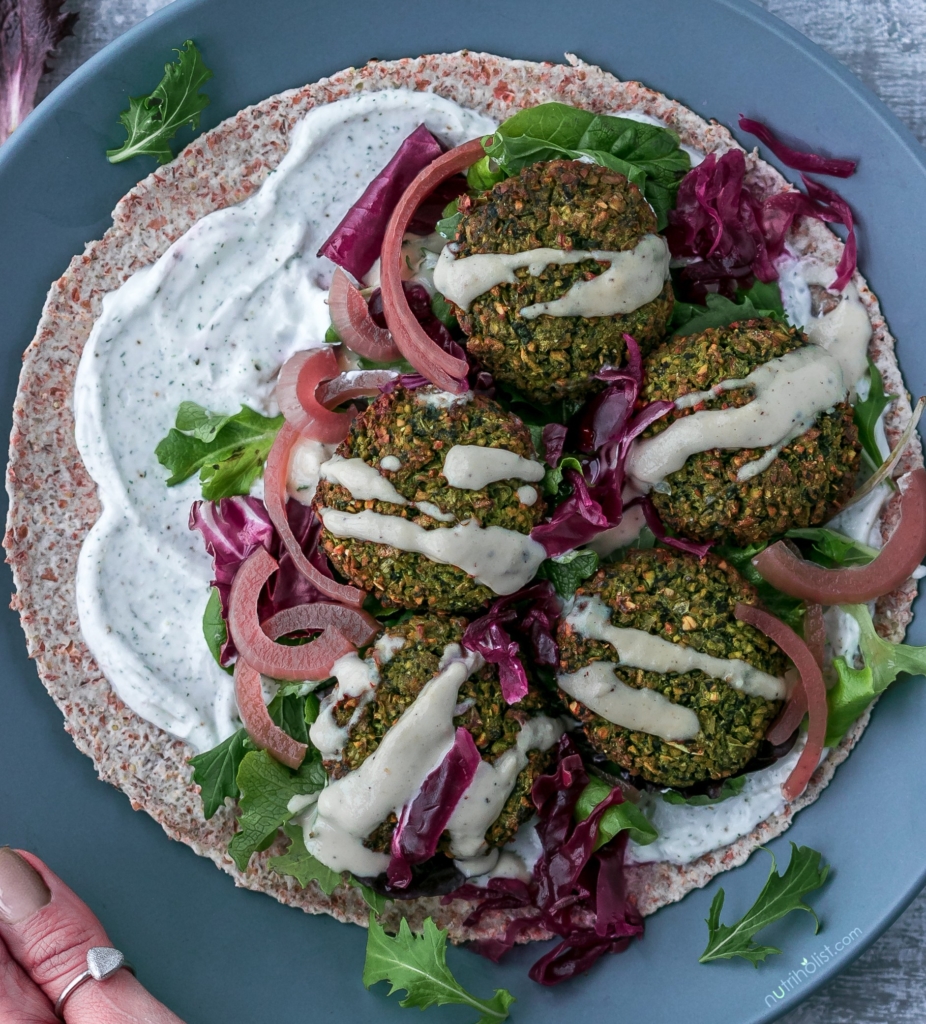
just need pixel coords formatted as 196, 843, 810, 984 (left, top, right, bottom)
557, 548, 785, 789
449, 159, 674, 404
313, 385, 545, 612
325, 615, 557, 853
639, 318, 861, 546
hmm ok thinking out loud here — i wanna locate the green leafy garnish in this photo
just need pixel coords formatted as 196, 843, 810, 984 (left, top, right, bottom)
477, 103, 691, 229
155, 402, 283, 500
574, 777, 658, 850
536, 548, 600, 597
853, 359, 893, 469
699, 844, 829, 965
270, 824, 387, 913
227, 749, 326, 871
541, 454, 583, 499
266, 689, 310, 746
202, 587, 232, 673
107, 40, 212, 165
188, 728, 252, 819
785, 527, 878, 569
827, 604, 926, 745
662, 774, 747, 806
714, 542, 805, 631
430, 291, 458, 330
670, 281, 786, 338
363, 916, 515, 1023
436, 198, 463, 241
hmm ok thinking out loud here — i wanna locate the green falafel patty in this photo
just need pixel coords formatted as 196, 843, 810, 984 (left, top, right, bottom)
556, 548, 785, 788
448, 159, 674, 404
324, 615, 558, 853
638, 318, 861, 546
313, 385, 546, 612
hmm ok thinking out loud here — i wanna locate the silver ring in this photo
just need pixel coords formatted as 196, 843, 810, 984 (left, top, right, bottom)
54, 946, 135, 1020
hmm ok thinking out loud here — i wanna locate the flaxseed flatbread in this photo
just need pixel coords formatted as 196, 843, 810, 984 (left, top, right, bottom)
5, 51, 920, 942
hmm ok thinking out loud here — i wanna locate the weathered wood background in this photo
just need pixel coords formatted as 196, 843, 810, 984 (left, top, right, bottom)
31, 1, 926, 1021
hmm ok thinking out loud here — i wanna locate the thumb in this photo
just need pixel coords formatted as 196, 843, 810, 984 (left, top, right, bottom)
0, 847, 185, 1024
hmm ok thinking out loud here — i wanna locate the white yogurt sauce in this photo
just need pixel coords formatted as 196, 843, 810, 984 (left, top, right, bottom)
565, 595, 786, 701
433, 234, 669, 317
72, 89, 496, 751
320, 455, 407, 504
441, 445, 545, 490
288, 438, 337, 504
318, 508, 547, 596
627, 735, 806, 864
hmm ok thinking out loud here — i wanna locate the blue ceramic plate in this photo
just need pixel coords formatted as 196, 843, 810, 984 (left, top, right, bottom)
1, 1, 924, 1021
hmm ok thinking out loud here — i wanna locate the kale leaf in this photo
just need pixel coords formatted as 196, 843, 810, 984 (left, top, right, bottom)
574, 777, 658, 849
827, 603, 926, 745
536, 548, 600, 598
363, 916, 515, 1023
155, 402, 283, 500
107, 40, 212, 165
699, 844, 829, 965
476, 102, 690, 229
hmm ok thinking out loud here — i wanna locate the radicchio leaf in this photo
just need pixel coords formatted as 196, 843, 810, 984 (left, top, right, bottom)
738, 115, 856, 178
388, 727, 481, 889
541, 423, 567, 467
190, 495, 332, 663
369, 282, 462, 358
317, 124, 443, 279
0, 0, 77, 143
461, 582, 561, 703
634, 495, 713, 559
443, 736, 644, 984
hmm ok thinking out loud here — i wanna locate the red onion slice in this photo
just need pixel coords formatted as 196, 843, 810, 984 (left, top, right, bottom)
753, 469, 926, 604
765, 602, 823, 745
316, 369, 398, 408
234, 658, 308, 769
735, 602, 827, 802
261, 602, 379, 648
275, 347, 358, 444
263, 422, 365, 608
228, 546, 356, 680
328, 268, 403, 363
381, 138, 485, 392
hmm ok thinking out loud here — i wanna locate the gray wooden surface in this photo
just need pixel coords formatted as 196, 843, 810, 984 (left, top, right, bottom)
29, 1, 926, 1021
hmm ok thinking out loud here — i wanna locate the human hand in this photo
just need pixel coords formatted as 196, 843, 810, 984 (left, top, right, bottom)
0, 847, 185, 1022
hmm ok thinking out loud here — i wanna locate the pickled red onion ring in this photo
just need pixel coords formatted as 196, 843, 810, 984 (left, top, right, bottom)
275, 347, 357, 444
229, 546, 356, 681
735, 602, 827, 802
765, 604, 822, 745
381, 138, 485, 392
261, 602, 379, 648
234, 659, 308, 769
316, 369, 398, 408
328, 267, 403, 363
753, 469, 926, 604
263, 422, 365, 608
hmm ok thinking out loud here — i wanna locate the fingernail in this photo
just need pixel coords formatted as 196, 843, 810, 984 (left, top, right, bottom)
0, 848, 51, 925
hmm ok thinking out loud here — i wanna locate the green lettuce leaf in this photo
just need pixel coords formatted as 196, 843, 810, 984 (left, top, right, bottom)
785, 527, 878, 569
363, 916, 514, 1023
155, 402, 283, 500
699, 844, 829, 965
854, 358, 892, 470
270, 823, 386, 913
662, 774, 746, 806
436, 198, 463, 241
477, 102, 690, 229
574, 777, 658, 849
188, 728, 252, 819
670, 286, 786, 338
536, 548, 599, 597
107, 40, 212, 165
714, 542, 805, 631
826, 604, 926, 745
227, 750, 326, 871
